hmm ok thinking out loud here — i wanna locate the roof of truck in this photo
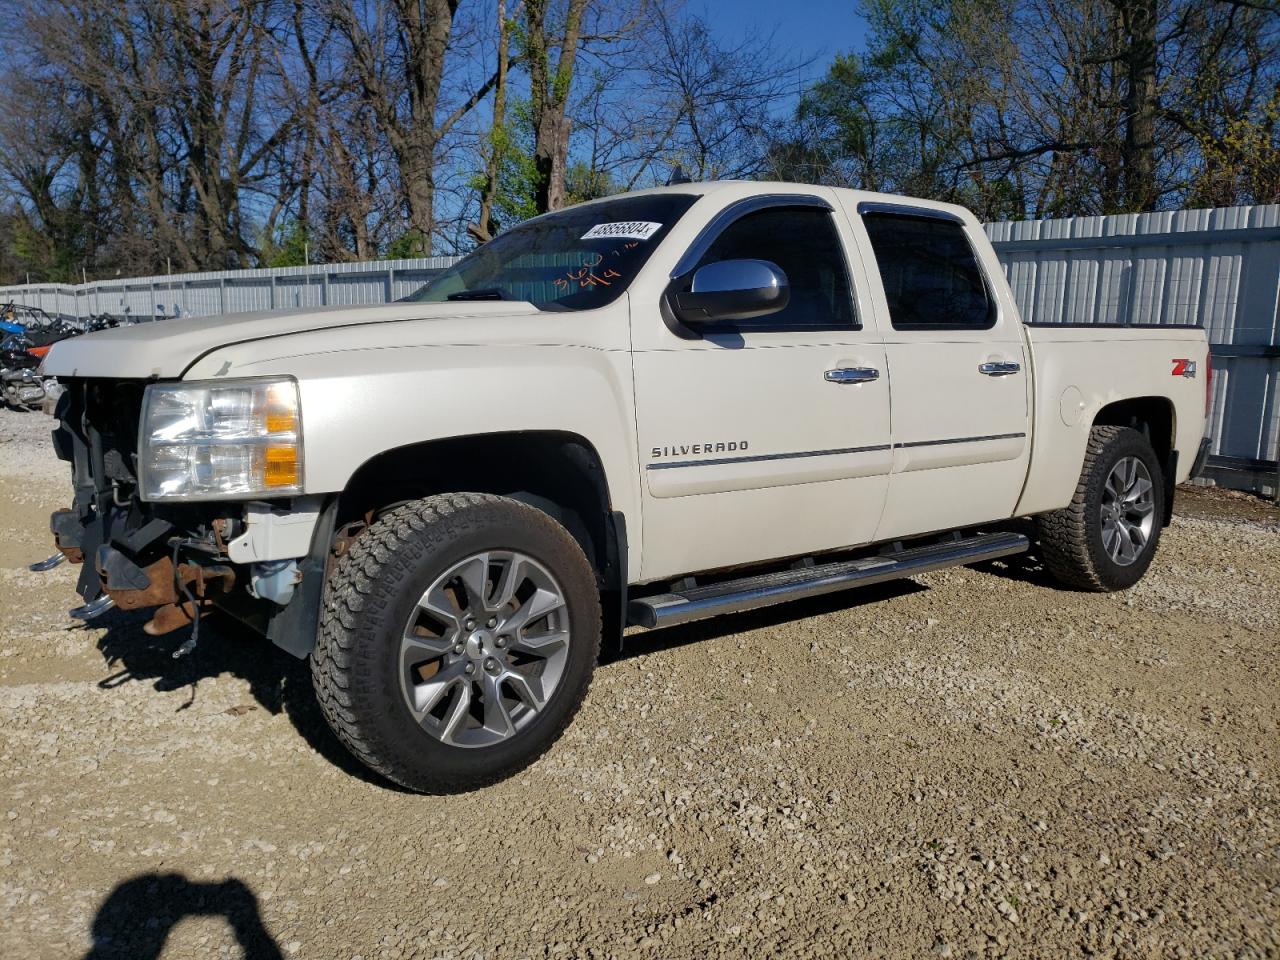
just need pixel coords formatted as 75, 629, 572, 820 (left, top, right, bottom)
569, 179, 977, 224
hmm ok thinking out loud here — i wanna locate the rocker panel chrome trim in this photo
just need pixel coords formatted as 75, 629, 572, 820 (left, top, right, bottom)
628, 531, 1030, 629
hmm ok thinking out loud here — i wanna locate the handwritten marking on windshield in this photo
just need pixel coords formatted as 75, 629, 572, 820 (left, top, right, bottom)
554, 253, 623, 290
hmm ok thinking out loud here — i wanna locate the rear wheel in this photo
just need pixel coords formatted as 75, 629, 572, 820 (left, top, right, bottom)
1036, 425, 1164, 591
311, 493, 600, 792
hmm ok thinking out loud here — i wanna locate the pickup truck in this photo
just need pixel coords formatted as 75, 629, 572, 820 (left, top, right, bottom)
38, 181, 1211, 793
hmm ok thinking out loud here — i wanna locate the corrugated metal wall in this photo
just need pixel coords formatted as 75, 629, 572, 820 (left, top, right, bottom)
985, 205, 1280, 475
0, 259, 456, 325
3, 204, 1276, 481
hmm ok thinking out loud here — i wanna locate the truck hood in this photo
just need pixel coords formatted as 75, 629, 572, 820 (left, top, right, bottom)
41, 301, 545, 379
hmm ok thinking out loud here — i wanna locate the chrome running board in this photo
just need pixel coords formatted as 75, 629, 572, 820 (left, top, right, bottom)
29, 553, 66, 571
627, 531, 1029, 630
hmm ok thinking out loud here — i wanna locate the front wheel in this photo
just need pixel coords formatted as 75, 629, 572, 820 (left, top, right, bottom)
1036, 425, 1165, 592
311, 493, 600, 793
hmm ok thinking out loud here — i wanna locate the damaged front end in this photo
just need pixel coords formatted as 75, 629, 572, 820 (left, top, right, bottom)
46, 379, 333, 657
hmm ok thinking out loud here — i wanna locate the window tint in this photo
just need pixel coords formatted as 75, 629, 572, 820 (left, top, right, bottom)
862, 214, 993, 329
690, 207, 857, 330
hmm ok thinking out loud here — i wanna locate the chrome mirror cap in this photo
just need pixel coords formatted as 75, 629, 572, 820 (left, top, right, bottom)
673, 258, 790, 323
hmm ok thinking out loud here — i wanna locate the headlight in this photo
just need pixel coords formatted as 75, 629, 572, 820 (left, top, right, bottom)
139, 378, 303, 501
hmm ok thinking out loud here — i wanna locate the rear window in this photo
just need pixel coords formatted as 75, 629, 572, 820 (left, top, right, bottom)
862, 214, 994, 329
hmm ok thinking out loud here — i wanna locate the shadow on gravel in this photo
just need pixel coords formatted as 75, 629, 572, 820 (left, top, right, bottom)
970, 547, 1062, 589
968, 519, 1087, 590
87, 610, 409, 791
82, 872, 282, 959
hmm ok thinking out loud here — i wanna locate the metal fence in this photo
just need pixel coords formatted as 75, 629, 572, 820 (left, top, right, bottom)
2, 203, 1277, 494
987, 204, 1279, 495
0, 257, 457, 323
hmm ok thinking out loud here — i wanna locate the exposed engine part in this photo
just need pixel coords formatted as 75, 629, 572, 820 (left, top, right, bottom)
95, 552, 237, 612
331, 516, 372, 559
69, 595, 115, 620
183, 561, 237, 599
29, 553, 66, 572
211, 517, 232, 554
247, 559, 301, 606
105, 557, 183, 610
50, 508, 85, 564
171, 539, 203, 657
96, 544, 153, 591
226, 497, 325, 564
172, 634, 199, 658
145, 601, 201, 637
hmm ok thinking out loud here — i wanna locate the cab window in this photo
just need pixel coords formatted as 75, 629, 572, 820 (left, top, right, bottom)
861, 213, 994, 329
691, 206, 858, 331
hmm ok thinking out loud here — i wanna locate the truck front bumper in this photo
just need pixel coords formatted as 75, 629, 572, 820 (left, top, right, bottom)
45, 378, 331, 658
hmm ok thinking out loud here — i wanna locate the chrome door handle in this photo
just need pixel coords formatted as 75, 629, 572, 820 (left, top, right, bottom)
825, 367, 880, 384
978, 361, 1021, 377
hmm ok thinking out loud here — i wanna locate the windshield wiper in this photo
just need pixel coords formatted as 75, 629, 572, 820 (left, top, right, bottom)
446, 288, 510, 301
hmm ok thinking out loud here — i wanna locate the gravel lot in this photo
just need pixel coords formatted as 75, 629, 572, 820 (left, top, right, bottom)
1, 405, 1277, 959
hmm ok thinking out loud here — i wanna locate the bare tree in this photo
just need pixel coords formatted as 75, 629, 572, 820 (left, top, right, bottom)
521, 0, 591, 213
469, 0, 517, 242
329, 0, 503, 254
644, 9, 804, 181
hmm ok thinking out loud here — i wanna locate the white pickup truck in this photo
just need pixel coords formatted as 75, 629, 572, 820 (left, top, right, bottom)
40, 181, 1211, 792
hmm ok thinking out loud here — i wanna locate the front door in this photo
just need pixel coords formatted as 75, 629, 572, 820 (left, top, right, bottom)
631, 196, 892, 582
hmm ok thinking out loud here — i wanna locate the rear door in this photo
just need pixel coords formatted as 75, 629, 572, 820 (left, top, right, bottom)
631, 194, 892, 581
845, 201, 1032, 540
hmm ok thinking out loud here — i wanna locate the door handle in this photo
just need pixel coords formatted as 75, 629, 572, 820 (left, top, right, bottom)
825, 367, 880, 384
978, 361, 1021, 377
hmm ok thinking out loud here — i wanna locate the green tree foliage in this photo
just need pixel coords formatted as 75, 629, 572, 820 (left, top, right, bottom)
771, 0, 1279, 220
487, 104, 542, 233
262, 221, 312, 268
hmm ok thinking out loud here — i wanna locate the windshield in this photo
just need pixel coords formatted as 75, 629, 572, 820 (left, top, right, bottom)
408, 193, 700, 311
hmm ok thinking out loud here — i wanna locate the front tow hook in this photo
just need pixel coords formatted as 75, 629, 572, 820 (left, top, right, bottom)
29, 553, 67, 572
69, 595, 116, 621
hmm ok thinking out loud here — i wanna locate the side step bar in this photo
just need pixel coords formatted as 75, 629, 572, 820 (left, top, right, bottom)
627, 531, 1029, 629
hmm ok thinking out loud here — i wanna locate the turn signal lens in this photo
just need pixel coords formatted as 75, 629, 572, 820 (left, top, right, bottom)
264, 382, 299, 433
264, 445, 300, 488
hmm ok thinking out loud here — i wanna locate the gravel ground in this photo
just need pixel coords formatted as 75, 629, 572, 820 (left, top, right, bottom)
1, 405, 1277, 960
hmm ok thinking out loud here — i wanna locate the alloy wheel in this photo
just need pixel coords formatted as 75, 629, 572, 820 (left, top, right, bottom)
1100, 455, 1156, 566
399, 551, 571, 748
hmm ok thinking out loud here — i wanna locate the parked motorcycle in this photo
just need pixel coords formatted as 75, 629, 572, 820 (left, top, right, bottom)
0, 305, 155, 412
1, 334, 49, 410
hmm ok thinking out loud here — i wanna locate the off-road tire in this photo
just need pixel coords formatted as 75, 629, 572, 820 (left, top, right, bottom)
1036, 425, 1165, 592
311, 493, 600, 793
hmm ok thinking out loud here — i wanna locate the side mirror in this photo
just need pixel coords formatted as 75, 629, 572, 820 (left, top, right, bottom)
672, 259, 789, 324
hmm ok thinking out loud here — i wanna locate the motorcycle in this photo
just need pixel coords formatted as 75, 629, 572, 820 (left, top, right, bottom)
1, 333, 51, 410
0, 305, 88, 411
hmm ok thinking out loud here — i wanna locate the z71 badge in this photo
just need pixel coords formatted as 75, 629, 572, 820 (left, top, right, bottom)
1171, 358, 1197, 378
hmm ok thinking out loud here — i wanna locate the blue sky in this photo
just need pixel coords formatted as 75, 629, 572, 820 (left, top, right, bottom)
699, 0, 871, 93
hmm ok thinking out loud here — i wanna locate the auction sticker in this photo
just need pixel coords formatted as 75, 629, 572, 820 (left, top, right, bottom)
581, 221, 663, 241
